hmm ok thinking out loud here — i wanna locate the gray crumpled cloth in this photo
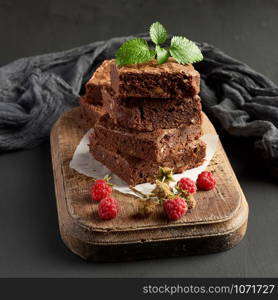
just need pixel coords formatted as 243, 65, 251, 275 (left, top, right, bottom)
1, 34, 278, 171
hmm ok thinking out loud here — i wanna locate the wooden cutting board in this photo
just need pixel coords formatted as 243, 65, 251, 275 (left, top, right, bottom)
50, 107, 248, 261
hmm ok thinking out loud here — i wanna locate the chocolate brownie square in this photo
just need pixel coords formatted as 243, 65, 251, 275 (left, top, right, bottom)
110, 58, 200, 99
89, 140, 206, 185
79, 97, 106, 127
102, 88, 202, 131
85, 59, 112, 105
92, 114, 202, 162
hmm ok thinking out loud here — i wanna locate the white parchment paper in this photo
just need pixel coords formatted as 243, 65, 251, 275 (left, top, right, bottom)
69, 130, 219, 197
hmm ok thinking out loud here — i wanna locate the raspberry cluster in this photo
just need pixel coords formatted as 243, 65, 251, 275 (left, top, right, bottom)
90, 176, 119, 220
162, 171, 216, 221
89, 170, 216, 222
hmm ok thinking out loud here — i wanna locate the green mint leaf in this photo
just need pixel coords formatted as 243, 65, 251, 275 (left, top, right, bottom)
169, 36, 203, 64
149, 21, 168, 45
155, 45, 170, 64
116, 38, 154, 66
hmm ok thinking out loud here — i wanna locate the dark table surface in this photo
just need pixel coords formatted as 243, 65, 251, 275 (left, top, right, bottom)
0, 0, 278, 278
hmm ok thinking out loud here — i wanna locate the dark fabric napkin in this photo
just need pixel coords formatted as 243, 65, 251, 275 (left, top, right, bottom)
1, 34, 278, 173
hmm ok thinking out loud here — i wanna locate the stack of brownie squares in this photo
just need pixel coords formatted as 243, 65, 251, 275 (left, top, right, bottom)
80, 58, 206, 186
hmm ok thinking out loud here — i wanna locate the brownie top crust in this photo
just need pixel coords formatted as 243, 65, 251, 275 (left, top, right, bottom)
85, 59, 113, 104
114, 57, 198, 75
86, 59, 112, 87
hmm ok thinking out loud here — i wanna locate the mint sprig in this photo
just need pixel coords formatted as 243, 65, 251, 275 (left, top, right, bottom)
115, 21, 203, 66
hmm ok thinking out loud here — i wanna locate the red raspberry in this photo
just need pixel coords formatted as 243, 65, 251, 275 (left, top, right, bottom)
98, 196, 119, 220
177, 177, 197, 194
197, 171, 216, 191
163, 197, 188, 221
91, 179, 112, 202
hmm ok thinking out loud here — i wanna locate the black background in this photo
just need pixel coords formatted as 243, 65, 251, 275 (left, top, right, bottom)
0, 0, 278, 277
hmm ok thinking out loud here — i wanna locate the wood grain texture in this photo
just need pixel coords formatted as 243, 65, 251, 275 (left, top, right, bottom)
50, 107, 248, 261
